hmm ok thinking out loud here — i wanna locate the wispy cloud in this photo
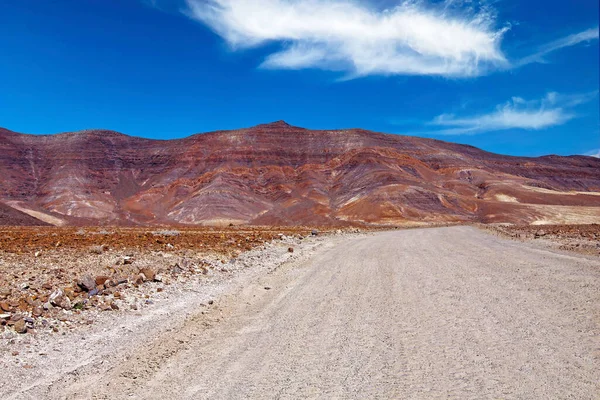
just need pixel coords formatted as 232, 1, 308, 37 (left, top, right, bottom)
516, 27, 599, 67
584, 149, 600, 158
428, 91, 598, 135
184, 0, 509, 78
183, 1, 598, 79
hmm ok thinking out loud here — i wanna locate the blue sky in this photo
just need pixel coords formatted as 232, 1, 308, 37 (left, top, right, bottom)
0, 0, 598, 157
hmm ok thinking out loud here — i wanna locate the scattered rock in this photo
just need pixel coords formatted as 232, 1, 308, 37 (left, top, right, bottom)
95, 276, 110, 287
0, 302, 11, 312
139, 267, 156, 282
13, 319, 27, 334
49, 289, 72, 310
288, 247, 294, 253
133, 274, 145, 286
77, 275, 97, 292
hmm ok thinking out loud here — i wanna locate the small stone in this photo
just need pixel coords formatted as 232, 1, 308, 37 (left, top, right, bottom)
0, 301, 12, 312
264, 286, 272, 290
288, 247, 294, 253
77, 275, 96, 292
123, 256, 134, 265
20, 283, 30, 290
170, 264, 184, 274
208, 300, 214, 305
41, 282, 53, 290
49, 289, 72, 310
95, 276, 110, 287
311, 230, 319, 236
12, 351, 19, 356
34, 251, 42, 257
14, 319, 27, 334
0, 313, 10, 320
133, 275, 144, 286
139, 268, 156, 282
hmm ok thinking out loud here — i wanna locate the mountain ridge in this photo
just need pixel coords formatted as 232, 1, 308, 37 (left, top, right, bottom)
0, 122, 598, 226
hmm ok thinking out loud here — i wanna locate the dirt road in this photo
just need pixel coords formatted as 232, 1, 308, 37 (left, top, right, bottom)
13, 227, 600, 399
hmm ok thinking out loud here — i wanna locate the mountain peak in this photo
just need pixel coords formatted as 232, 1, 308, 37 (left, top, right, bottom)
254, 120, 300, 129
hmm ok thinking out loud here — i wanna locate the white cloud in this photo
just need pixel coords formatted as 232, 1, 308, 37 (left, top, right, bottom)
516, 27, 599, 67
584, 149, 600, 158
429, 91, 598, 135
185, 0, 509, 78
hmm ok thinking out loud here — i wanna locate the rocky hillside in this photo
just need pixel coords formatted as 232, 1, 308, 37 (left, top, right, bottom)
1, 122, 599, 226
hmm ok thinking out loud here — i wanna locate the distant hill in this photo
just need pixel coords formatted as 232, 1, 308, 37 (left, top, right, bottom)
0, 122, 599, 226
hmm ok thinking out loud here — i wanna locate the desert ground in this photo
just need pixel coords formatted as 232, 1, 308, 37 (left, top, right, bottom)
1, 225, 599, 399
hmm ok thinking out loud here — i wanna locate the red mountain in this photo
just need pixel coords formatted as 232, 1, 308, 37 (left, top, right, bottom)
1, 122, 599, 226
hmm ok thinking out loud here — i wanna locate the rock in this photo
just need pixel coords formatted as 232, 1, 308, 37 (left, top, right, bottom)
311, 230, 319, 236
264, 286, 272, 290
154, 274, 163, 282
0, 301, 13, 312
123, 256, 134, 265
49, 289, 72, 310
77, 275, 96, 292
288, 247, 294, 253
133, 274, 144, 286
32, 306, 43, 317
42, 282, 53, 290
0, 313, 10, 320
20, 282, 30, 290
34, 251, 42, 257
14, 319, 27, 334
95, 276, 110, 287
139, 267, 156, 282
208, 300, 214, 305
170, 264, 184, 274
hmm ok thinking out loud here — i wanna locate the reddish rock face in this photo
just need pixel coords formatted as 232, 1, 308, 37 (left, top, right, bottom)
1, 121, 599, 226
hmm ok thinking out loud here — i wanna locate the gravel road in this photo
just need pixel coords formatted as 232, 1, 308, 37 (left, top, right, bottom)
20, 227, 600, 399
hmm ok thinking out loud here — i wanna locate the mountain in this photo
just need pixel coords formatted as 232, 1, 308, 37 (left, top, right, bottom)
0, 122, 599, 226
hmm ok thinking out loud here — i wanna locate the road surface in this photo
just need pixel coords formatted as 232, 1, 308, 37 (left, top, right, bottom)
33, 227, 600, 399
